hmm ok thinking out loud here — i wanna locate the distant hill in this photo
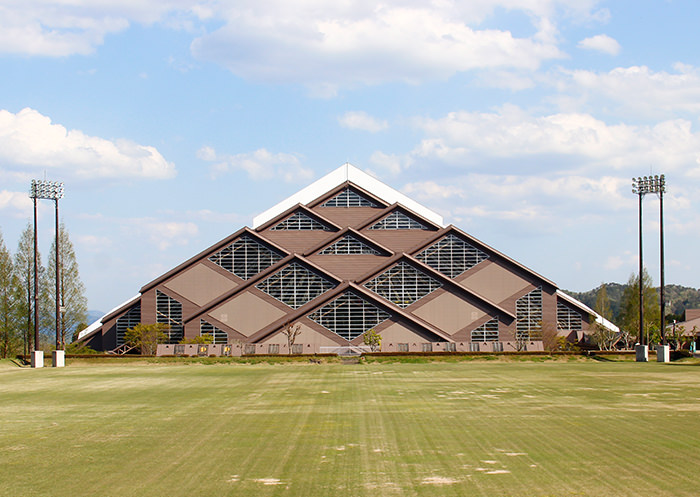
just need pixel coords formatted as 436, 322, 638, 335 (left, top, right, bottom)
564, 283, 700, 324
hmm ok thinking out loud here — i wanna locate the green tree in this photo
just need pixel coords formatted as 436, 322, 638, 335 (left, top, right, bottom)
0, 229, 21, 358
179, 334, 213, 345
595, 283, 612, 322
12, 223, 47, 353
124, 323, 169, 355
363, 328, 381, 352
46, 223, 88, 349
619, 269, 660, 344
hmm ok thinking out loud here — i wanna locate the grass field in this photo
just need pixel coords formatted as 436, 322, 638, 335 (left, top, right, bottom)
1, 357, 700, 496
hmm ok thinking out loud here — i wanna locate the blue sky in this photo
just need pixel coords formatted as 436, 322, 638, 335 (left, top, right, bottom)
1, 0, 699, 313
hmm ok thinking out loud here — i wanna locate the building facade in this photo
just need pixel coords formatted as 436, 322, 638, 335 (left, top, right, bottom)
79, 164, 598, 354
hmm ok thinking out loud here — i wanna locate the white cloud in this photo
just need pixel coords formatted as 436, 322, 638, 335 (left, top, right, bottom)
338, 111, 388, 132
0, 1, 201, 56
1, 0, 611, 93
408, 106, 700, 176
75, 234, 113, 252
198, 147, 314, 183
189, 1, 577, 92
0, 108, 176, 182
604, 251, 636, 271
577, 34, 620, 55
369, 151, 414, 175
129, 218, 199, 251
559, 65, 700, 119
402, 181, 464, 201
0, 190, 33, 217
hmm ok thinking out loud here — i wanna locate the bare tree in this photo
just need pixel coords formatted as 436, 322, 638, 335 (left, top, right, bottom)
282, 321, 302, 354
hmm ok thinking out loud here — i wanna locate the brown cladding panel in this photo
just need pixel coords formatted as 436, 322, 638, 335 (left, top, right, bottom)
312, 207, 383, 229
306, 254, 389, 281
260, 230, 336, 255
411, 289, 486, 335
379, 322, 428, 344
84, 331, 103, 351
458, 260, 532, 306
259, 322, 345, 349
100, 319, 118, 350
208, 291, 288, 337
542, 286, 558, 332
141, 290, 157, 324
361, 229, 437, 254
163, 262, 239, 307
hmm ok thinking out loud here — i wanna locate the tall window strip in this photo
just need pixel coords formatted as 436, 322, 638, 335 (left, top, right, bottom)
256, 263, 336, 309
319, 235, 381, 255
115, 303, 141, 346
271, 211, 331, 231
557, 302, 582, 332
208, 235, 283, 280
516, 287, 542, 341
308, 292, 390, 341
415, 234, 488, 278
321, 188, 378, 207
200, 319, 229, 344
471, 318, 499, 342
365, 261, 442, 308
156, 290, 184, 343
369, 211, 429, 230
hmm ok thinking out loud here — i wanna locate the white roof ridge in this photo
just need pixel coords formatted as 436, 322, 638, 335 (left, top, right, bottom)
77, 294, 141, 341
556, 290, 619, 332
253, 163, 445, 229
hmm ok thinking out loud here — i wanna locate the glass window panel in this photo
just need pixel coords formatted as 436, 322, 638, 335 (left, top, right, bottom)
365, 261, 442, 308
271, 211, 331, 231
116, 303, 141, 346
416, 234, 488, 278
471, 318, 499, 342
370, 211, 429, 230
322, 188, 378, 207
320, 235, 381, 255
516, 287, 542, 341
156, 290, 184, 344
200, 319, 229, 344
557, 302, 582, 332
208, 235, 283, 280
308, 292, 390, 341
256, 262, 336, 309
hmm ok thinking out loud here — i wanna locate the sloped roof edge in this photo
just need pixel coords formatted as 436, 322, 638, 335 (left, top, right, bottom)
252, 163, 445, 229
556, 290, 619, 333
77, 294, 141, 341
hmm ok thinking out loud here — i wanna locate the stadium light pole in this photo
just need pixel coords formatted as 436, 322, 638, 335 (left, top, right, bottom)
656, 175, 666, 346
29, 180, 65, 367
632, 175, 666, 361
632, 177, 647, 348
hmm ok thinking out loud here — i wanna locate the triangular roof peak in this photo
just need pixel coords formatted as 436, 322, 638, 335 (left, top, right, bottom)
253, 163, 445, 229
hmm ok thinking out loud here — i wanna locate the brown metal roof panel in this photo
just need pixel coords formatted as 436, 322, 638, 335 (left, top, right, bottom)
306, 254, 391, 281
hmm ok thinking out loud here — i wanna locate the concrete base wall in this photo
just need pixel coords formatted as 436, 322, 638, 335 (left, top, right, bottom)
635, 344, 649, 362
656, 344, 670, 363
52, 350, 65, 367
156, 340, 548, 356
31, 350, 44, 368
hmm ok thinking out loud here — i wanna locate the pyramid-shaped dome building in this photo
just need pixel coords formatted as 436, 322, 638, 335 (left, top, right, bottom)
79, 164, 603, 354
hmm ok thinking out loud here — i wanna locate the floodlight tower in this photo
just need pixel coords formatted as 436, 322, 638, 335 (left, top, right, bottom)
632, 176, 649, 349
632, 174, 666, 360
29, 180, 65, 366
655, 175, 666, 345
